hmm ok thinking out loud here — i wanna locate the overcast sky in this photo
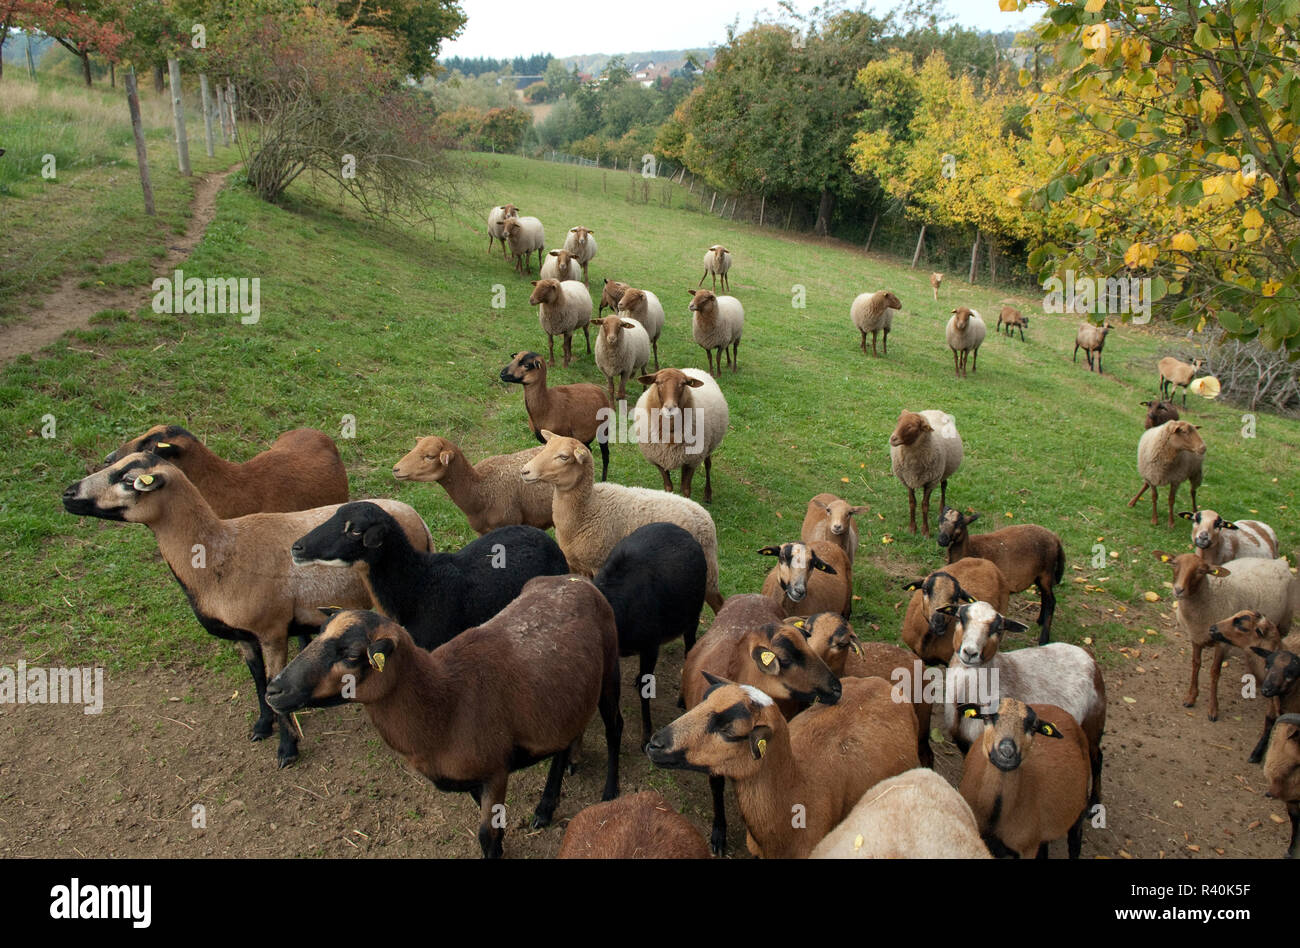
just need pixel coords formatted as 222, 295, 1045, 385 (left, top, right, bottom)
439, 0, 1041, 61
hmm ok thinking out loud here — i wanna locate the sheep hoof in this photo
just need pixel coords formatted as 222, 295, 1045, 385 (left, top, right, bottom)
1248, 750, 1264, 764
1182, 698, 1196, 708
276, 751, 298, 769
1206, 712, 1218, 722
530, 813, 552, 830
710, 830, 727, 857
250, 722, 273, 741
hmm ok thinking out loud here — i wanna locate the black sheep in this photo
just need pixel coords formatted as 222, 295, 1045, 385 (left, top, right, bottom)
594, 522, 706, 747
292, 502, 569, 649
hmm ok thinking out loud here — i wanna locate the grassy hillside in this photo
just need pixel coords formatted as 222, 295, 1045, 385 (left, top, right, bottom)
4, 150, 1297, 685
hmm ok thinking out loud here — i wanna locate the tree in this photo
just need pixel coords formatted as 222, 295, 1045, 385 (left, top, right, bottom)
1010, 0, 1300, 352
7, 0, 126, 84
333, 0, 465, 79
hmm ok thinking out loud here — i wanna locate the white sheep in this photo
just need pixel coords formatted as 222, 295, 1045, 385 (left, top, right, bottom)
1153, 551, 1298, 721
1127, 419, 1206, 527
633, 367, 729, 502
699, 245, 732, 291
486, 204, 518, 257
521, 431, 724, 613
930, 272, 943, 301
688, 289, 744, 376
504, 216, 545, 275
592, 317, 651, 402
945, 306, 986, 378
888, 409, 963, 537
562, 226, 597, 284
616, 287, 665, 370
530, 278, 593, 369
1181, 509, 1278, 565
540, 249, 583, 282
810, 768, 991, 858
850, 290, 901, 357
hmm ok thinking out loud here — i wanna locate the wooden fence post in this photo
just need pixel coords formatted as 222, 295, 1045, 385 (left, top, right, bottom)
167, 58, 191, 175
198, 73, 216, 157
125, 68, 156, 215
968, 230, 981, 284
910, 225, 927, 269
864, 212, 879, 252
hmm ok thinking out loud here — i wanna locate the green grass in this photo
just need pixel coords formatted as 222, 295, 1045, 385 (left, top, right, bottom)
0, 73, 241, 323
1, 143, 1297, 679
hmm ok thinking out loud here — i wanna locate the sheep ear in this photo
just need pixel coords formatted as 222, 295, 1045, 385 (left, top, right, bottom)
548, 250, 559, 257
620, 320, 637, 330
701, 670, 730, 691
1177, 511, 1195, 520
749, 724, 773, 760
965, 512, 979, 524
1001, 618, 1029, 635
1209, 564, 1231, 577
318, 606, 345, 620
757, 546, 781, 557
132, 472, 165, 492
439, 452, 454, 467
531, 281, 539, 287
573, 445, 590, 464
1222, 520, 1239, 530
752, 644, 780, 675
687, 289, 697, 297
367, 637, 395, 672
811, 554, 837, 575
686, 378, 705, 388
934, 604, 961, 618
1035, 719, 1064, 739
850, 505, 869, 515
362, 525, 385, 549
637, 374, 657, 385
903, 580, 924, 592
956, 703, 983, 721
539, 429, 556, 442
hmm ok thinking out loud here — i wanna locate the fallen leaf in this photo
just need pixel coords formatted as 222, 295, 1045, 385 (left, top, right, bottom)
1186, 844, 1200, 853
841, 477, 850, 483
1270, 813, 1286, 824
775, 511, 783, 519
1118, 849, 1132, 859
1173, 800, 1183, 808
1248, 821, 1261, 830
1123, 696, 1136, 704
1144, 591, 1161, 602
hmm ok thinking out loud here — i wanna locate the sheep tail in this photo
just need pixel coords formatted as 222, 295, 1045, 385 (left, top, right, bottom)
1054, 544, 1065, 585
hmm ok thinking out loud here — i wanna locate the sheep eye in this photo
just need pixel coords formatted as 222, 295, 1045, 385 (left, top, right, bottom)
423, 455, 436, 462
348, 529, 362, 537
557, 454, 569, 461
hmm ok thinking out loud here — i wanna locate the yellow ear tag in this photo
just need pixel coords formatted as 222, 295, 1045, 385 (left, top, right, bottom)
1041, 724, 1054, 735
760, 650, 775, 667
963, 707, 978, 719
792, 619, 805, 629
138, 474, 154, 485
850, 641, 862, 656
756, 738, 767, 757
370, 652, 385, 672
156, 443, 171, 449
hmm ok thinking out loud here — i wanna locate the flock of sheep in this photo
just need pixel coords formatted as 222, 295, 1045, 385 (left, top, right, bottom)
51, 200, 1299, 861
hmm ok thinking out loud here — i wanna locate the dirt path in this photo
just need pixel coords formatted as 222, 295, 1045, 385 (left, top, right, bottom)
0, 609, 1292, 859
0, 168, 234, 365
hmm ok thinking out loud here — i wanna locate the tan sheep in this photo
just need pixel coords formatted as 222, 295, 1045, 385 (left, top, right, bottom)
688, 289, 744, 375
945, 307, 986, 378
699, 244, 732, 291
558, 791, 710, 859
1127, 419, 1206, 526
800, 492, 868, 567
1158, 355, 1206, 406
633, 367, 729, 501
888, 409, 963, 537
530, 278, 593, 368
1073, 321, 1112, 373
930, 271, 943, 301
850, 290, 902, 357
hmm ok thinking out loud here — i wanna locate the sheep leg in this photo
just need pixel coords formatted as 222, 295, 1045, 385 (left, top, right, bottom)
1097, 350, 1104, 374
698, 270, 708, 288
1189, 482, 1198, 511
487, 235, 494, 254
476, 773, 509, 858
1073, 344, 1080, 363
681, 464, 696, 499
1184, 640, 1203, 708
971, 346, 979, 374
652, 339, 660, 370
597, 439, 610, 482
870, 331, 878, 357
882, 326, 889, 355
920, 484, 935, 537
237, 640, 275, 743
940, 477, 948, 511
1149, 484, 1159, 526
1206, 641, 1223, 720
953, 348, 961, 379
906, 487, 918, 534
709, 775, 728, 856
562, 332, 573, 369
915, 699, 934, 768
1036, 842, 1049, 859
1248, 704, 1276, 764
531, 745, 570, 829
731, 339, 739, 372
637, 649, 657, 749
1127, 482, 1149, 507
1037, 581, 1055, 645
263, 639, 300, 768
657, 465, 674, 493
1018, 327, 1024, 341
1089, 745, 1103, 807
859, 330, 868, 354
598, 670, 623, 801
1165, 482, 1179, 528
1067, 812, 1084, 859
703, 455, 713, 504
582, 323, 591, 354
1287, 803, 1300, 858
547, 333, 557, 367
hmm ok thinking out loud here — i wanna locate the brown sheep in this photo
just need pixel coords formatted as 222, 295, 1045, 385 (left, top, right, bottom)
1140, 399, 1180, 429
264, 577, 623, 859
1208, 609, 1300, 762
996, 305, 1029, 341
936, 507, 1063, 644
598, 278, 630, 317
558, 791, 710, 859
930, 271, 943, 301
800, 492, 868, 567
758, 540, 852, 619
1158, 355, 1206, 406
1073, 322, 1112, 373
958, 698, 1092, 858
104, 424, 348, 518
500, 352, 611, 481
648, 676, 918, 858
901, 557, 1012, 665
1263, 713, 1300, 858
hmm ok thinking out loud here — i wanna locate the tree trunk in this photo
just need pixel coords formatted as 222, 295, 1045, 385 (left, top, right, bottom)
126, 69, 156, 215
81, 50, 92, 86
814, 187, 834, 237
199, 73, 216, 158
167, 58, 191, 175
968, 230, 981, 284
153, 65, 165, 95
25, 33, 36, 79
785, 201, 794, 230
988, 235, 998, 284
910, 225, 927, 269
215, 85, 230, 145
759, 194, 765, 227
0, 35, 6, 80
865, 212, 880, 252
110, 61, 115, 87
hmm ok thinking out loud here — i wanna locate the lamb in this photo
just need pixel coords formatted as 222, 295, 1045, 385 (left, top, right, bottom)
1127, 419, 1206, 526
930, 271, 943, 301
1073, 321, 1112, 373
1153, 552, 1297, 721
850, 290, 902, 357
632, 367, 729, 502
1208, 610, 1300, 761
1141, 399, 1180, 428
594, 522, 707, 748
758, 541, 852, 619
888, 409, 963, 537
1262, 712, 1300, 858
598, 278, 629, 317
647, 675, 919, 858
521, 431, 724, 611
265, 578, 623, 858
291, 501, 569, 650
1180, 508, 1278, 565
996, 305, 1028, 341
540, 248, 583, 282
529, 278, 593, 368
940, 601, 1105, 809
503, 215, 545, 275
789, 612, 934, 767
678, 595, 842, 854
800, 492, 868, 567
486, 203, 518, 257
104, 424, 348, 518
810, 768, 991, 858
688, 289, 744, 375
958, 698, 1092, 858
562, 225, 597, 284
945, 306, 986, 378
558, 791, 710, 859
591, 316, 651, 402
901, 557, 1012, 665
1158, 356, 1206, 406
500, 352, 611, 481
616, 287, 665, 369
62, 452, 433, 768
936, 507, 1064, 644
392, 436, 552, 534
699, 244, 732, 291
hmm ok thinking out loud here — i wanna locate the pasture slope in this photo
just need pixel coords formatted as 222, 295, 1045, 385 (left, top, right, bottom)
1, 151, 1297, 859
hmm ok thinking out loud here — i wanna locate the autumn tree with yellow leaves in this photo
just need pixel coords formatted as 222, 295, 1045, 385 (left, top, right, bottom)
1007, 0, 1300, 351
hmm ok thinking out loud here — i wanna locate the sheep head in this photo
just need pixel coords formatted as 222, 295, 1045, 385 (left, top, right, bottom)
958, 697, 1065, 773
393, 436, 458, 483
